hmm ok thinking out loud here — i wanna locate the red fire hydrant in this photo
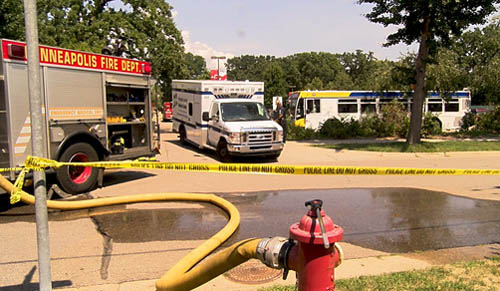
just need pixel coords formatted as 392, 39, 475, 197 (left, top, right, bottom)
257, 199, 344, 291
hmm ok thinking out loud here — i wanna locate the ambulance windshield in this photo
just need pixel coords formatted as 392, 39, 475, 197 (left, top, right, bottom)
220, 102, 270, 122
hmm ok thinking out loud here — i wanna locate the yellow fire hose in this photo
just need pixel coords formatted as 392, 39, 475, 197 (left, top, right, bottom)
0, 175, 261, 290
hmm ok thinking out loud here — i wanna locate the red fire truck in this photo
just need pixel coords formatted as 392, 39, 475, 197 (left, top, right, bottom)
0, 39, 160, 194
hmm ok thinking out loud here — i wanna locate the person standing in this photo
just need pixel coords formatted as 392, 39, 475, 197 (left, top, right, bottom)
273, 99, 287, 142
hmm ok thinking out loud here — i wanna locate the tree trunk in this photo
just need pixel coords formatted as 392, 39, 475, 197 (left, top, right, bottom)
407, 17, 431, 145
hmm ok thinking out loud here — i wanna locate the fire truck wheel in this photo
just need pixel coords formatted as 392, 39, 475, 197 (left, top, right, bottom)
56, 142, 99, 194
179, 126, 187, 145
216, 140, 231, 162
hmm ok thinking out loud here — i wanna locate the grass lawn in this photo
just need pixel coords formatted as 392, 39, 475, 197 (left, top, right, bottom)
259, 256, 499, 291
317, 140, 500, 152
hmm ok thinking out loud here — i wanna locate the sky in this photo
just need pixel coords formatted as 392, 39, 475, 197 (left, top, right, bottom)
111, 1, 418, 71
167, 0, 417, 71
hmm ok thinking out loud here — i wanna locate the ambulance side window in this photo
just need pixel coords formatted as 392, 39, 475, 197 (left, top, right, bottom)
209, 104, 219, 119
189, 103, 193, 116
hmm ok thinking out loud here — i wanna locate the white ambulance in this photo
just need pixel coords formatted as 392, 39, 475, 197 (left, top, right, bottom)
172, 80, 284, 161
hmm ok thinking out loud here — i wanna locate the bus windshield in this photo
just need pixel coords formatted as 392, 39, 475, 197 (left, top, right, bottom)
221, 102, 270, 122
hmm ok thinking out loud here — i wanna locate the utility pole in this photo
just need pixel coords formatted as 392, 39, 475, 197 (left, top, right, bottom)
23, 0, 52, 290
211, 56, 226, 80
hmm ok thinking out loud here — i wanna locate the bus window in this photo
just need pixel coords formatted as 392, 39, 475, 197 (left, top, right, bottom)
361, 99, 376, 113
444, 99, 459, 112
296, 98, 305, 119
306, 99, 321, 113
379, 98, 393, 104
338, 99, 358, 113
427, 100, 443, 112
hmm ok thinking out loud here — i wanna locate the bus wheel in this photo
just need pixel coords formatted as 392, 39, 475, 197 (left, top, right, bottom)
56, 142, 99, 194
216, 140, 231, 162
434, 118, 442, 130
179, 126, 187, 145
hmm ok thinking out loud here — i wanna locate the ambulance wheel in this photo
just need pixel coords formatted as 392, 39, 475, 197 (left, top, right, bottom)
179, 126, 187, 145
56, 142, 99, 194
216, 140, 231, 162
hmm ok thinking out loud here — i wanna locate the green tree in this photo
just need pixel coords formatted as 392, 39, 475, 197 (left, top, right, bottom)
0, 0, 24, 40
325, 71, 354, 90
184, 52, 210, 80
338, 50, 380, 89
359, 0, 500, 144
0, 0, 187, 99
286, 52, 346, 89
280, 57, 302, 92
226, 55, 275, 81
454, 22, 500, 104
263, 62, 287, 106
305, 77, 324, 90
426, 48, 468, 96
371, 59, 402, 92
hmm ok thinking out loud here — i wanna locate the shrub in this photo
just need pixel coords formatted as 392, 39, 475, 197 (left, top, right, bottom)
359, 114, 385, 137
380, 100, 409, 137
319, 117, 363, 139
475, 106, 500, 133
421, 112, 441, 137
286, 118, 317, 140
460, 111, 477, 131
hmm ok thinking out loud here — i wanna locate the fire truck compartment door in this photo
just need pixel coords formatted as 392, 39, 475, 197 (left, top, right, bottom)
46, 68, 104, 121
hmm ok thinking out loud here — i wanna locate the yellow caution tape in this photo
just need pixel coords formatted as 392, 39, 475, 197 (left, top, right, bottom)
0, 167, 24, 173
18, 155, 500, 176
25, 156, 60, 171
5, 155, 500, 205
11, 168, 28, 204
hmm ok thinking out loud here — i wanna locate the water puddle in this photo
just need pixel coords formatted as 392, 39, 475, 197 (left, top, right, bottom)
2, 188, 500, 254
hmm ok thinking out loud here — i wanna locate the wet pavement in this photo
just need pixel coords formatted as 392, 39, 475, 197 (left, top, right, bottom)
2, 188, 499, 254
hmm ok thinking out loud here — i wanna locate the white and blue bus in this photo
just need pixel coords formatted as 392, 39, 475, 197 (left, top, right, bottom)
288, 90, 471, 131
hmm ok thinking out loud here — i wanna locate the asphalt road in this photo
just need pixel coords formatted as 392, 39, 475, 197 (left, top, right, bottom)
1, 122, 500, 290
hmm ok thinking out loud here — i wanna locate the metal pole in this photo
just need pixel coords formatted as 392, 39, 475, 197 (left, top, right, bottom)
23, 0, 52, 290
217, 59, 220, 78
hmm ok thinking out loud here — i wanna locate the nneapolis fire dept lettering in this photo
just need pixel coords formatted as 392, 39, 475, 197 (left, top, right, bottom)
38, 46, 142, 73
40, 47, 97, 68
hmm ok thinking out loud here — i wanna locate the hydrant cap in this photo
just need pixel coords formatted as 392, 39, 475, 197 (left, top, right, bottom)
289, 209, 343, 244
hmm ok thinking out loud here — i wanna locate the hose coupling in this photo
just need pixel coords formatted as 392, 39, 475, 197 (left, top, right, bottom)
256, 236, 295, 269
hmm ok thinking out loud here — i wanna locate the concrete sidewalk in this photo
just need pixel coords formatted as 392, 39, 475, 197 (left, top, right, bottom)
60, 243, 499, 290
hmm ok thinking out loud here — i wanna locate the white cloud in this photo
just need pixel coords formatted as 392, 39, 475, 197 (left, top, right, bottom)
181, 30, 234, 72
